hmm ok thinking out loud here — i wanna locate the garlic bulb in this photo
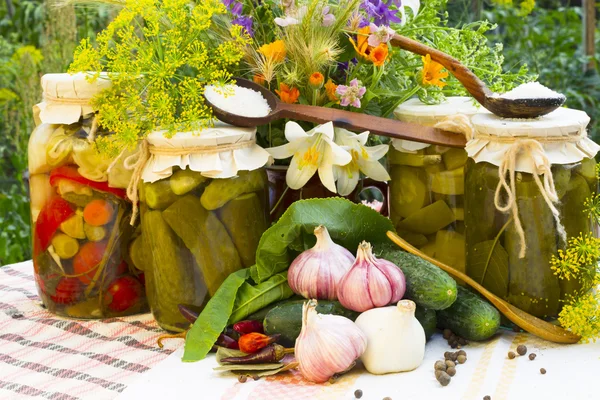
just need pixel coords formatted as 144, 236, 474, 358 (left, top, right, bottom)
354, 300, 425, 374
295, 300, 367, 383
337, 241, 405, 312
288, 225, 355, 300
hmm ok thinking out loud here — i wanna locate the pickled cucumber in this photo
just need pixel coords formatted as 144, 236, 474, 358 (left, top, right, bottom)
397, 200, 456, 235
442, 149, 468, 171
163, 195, 242, 296
430, 167, 465, 195
200, 169, 266, 210
505, 178, 560, 318
51, 233, 79, 259
60, 214, 86, 239
389, 166, 429, 219
552, 165, 571, 199
145, 180, 179, 210
574, 157, 597, 189
217, 193, 268, 268
142, 210, 199, 332
170, 169, 208, 195
397, 230, 429, 248
129, 235, 146, 271
435, 230, 466, 274
452, 208, 464, 221
84, 223, 106, 242
388, 151, 442, 167
420, 242, 437, 258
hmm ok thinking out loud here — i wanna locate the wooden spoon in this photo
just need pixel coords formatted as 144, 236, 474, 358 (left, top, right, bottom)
386, 231, 580, 344
206, 78, 466, 148
390, 34, 566, 119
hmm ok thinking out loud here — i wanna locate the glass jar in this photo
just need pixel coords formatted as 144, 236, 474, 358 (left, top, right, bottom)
464, 109, 599, 318
139, 126, 271, 332
29, 73, 146, 318
388, 97, 480, 273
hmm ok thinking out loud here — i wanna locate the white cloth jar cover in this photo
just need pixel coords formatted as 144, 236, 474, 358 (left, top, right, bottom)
34, 72, 111, 125
467, 108, 600, 173
392, 97, 483, 152
141, 121, 272, 183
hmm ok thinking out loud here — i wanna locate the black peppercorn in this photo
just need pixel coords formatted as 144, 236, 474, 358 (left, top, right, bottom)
483, 396, 491, 400
540, 368, 547, 375
354, 389, 363, 398
517, 345, 527, 356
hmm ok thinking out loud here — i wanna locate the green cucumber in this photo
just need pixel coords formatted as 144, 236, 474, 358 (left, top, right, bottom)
436, 286, 500, 341
263, 300, 359, 347
377, 245, 457, 310
415, 305, 437, 341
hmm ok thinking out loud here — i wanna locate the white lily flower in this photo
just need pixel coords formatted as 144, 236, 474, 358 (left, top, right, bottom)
268, 122, 352, 192
333, 127, 391, 196
400, 0, 421, 24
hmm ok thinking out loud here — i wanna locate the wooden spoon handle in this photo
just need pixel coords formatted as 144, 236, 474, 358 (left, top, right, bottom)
386, 231, 581, 344
276, 103, 466, 148
389, 34, 491, 105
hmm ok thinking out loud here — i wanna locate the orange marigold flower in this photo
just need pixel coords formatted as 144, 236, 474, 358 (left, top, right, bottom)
349, 26, 371, 59
258, 40, 286, 62
369, 44, 388, 67
276, 83, 300, 104
324, 79, 339, 102
421, 54, 449, 88
309, 72, 325, 89
253, 74, 266, 85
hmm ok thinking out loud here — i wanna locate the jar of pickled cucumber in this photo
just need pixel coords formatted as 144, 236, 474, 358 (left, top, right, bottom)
465, 108, 600, 318
29, 73, 146, 318
136, 124, 272, 332
389, 97, 481, 273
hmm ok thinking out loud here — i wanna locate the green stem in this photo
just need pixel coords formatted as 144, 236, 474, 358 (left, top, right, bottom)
270, 185, 290, 216
480, 217, 513, 285
382, 85, 421, 118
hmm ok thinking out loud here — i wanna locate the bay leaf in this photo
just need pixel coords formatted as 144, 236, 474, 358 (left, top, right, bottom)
469, 240, 509, 299
216, 347, 247, 364
213, 364, 284, 371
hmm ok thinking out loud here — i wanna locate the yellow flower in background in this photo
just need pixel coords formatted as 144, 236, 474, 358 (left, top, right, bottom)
309, 72, 325, 89
275, 82, 300, 104
267, 122, 352, 192
349, 26, 371, 59
253, 74, 266, 85
421, 54, 449, 88
258, 40, 286, 62
324, 79, 339, 102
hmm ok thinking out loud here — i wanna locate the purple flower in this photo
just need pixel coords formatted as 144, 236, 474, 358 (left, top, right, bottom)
336, 79, 367, 108
222, 0, 235, 7
231, 2, 243, 16
322, 6, 336, 27
232, 15, 254, 37
361, 0, 401, 26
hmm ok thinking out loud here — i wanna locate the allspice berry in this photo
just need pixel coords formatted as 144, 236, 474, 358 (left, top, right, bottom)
238, 375, 247, 383
437, 371, 451, 386
450, 352, 459, 362
435, 360, 447, 371
444, 351, 453, 360
540, 368, 547, 375
443, 329, 452, 339
508, 351, 516, 359
484, 396, 491, 400
517, 345, 527, 356
529, 353, 536, 361
447, 367, 457, 377
457, 354, 467, 364
457, 350, 467, 357
445, 360, 456, 369
354, 389, 363, 399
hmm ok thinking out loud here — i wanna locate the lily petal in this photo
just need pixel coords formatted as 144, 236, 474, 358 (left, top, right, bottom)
354, 131, 370, 146
267, 142, 297, 159
335, 163, 361, 196
323, 136, 353, 166
317, 145, 338, 193
314, 121, 335, 141
284, 121, 310, 142
286, 146, 319, 190
358, 159, 391, 182
365, 143, 389, 160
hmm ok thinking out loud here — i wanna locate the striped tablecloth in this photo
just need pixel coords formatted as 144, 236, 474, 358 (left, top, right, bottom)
0, 261, 179, 400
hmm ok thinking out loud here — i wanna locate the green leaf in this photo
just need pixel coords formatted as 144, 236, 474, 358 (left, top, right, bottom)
250, 198, 395, 283
468, 239, 509, 299
182, 269, 249, 362
229, 271, 294, 324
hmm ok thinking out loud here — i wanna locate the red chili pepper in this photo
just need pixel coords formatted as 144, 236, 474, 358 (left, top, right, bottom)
238, 333, 280, 354
233, 320, 264, 335
34, 196, 76, 256
49, 165, 128, 199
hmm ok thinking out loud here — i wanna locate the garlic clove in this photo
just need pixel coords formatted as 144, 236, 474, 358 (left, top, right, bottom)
295, 300, 367, 383
337, 241, 406, 312
288, 225, 355, 300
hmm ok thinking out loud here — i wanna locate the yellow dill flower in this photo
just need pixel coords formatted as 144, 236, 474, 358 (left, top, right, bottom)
258, 40, 287, 63
550, 249, 580, 281
559, 292, 600, 343
568, 233, 600, 266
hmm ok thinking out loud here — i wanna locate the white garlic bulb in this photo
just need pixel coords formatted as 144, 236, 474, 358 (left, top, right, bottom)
355, 300, 426, 374
288, 225, 355, 300
295, 300, 367, 383
337, 241, 406, 312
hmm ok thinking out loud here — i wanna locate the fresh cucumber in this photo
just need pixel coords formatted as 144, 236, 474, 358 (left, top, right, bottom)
415, 305, 437, 341
264, 300, 359, 347
436, 286, 500, 341
377, 245, 457, 310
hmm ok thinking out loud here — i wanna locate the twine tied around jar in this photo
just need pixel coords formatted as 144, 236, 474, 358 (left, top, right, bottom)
434, 114, 475, 141
42, 92, 99, 142
121, 138, 257, 225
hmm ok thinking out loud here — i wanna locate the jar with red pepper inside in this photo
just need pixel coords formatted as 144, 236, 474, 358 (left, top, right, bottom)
28, 73, 147, 318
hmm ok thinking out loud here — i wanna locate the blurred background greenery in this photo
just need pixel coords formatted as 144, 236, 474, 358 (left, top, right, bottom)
0, 0, 598, 265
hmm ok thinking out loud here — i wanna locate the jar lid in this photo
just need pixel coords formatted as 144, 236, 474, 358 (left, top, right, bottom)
392, 97, 483, 152
141, 121, 271, 182
35, 73, 111, 125
467, 108, 600, 172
